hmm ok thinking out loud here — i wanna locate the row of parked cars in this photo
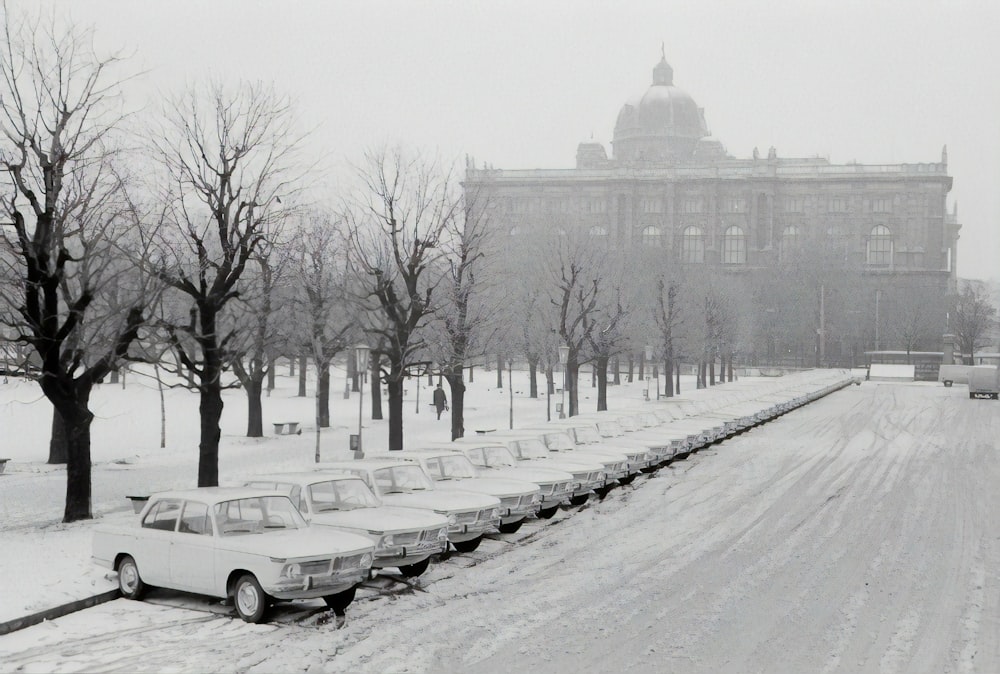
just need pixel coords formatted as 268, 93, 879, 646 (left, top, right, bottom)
92, 371, 855, 623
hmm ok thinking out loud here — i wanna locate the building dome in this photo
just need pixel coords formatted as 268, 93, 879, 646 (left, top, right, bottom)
613, 52, 709, 163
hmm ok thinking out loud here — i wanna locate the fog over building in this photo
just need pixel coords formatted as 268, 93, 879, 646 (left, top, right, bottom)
465, 51, 960, 367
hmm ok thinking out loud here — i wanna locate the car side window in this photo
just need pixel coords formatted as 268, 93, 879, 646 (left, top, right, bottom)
178, 500, 211, 536
424, 457, 444, 479
466, 448, 485, 466
141, 499, 182, 531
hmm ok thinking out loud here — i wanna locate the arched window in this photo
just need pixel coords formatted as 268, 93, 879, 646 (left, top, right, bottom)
641, 226, 662, 247
867, 225, 892, 266
722, 226, 746, 264
779, 225, 799, 261
680, 226, 704, 263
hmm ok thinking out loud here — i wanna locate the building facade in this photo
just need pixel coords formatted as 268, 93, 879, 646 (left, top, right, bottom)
464, 53, 961, 367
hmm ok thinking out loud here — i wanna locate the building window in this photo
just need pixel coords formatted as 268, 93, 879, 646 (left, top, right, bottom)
871, 197, 891, 213
641, 226, 662, 247
867, 225, 892, 266
829, 197, 847, 213
680, 226, 704, 263
722, 226, 746, 264
683, 198, 704, 214
784, 197, 804, 213
779, 225, 799, 261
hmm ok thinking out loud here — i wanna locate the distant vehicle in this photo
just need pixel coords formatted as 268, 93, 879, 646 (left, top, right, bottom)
243, 473, 449, 578
968, 367, 999, 399
319, 459, 501, 553
92, 488, 375, 622
394, 449, 541, 533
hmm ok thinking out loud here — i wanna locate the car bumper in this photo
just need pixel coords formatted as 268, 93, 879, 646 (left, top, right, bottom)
265, 567, 369, 600
372, 540, 448, 567
449, 518, 501, 542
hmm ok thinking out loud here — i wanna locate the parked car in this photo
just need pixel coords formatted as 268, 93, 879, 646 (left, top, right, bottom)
243, 473, 449, 578
319, 459, 501, 553
92, 487, 375, 623
546, 421, 657, 477
490, 432, 606, 507
527, 429, 632, 496
437, 440, 575, 519
399, 449, 541, 533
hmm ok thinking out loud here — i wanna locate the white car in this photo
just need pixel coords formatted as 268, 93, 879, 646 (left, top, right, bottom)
528, 429, 632, 495
547, 422, 657, 476
319, 459, 501, 553
243, 473, 449, 578
91, 488, 375, 623
398, 449, 542, 533
434, 440, 575, 520
489, 432, 607, 507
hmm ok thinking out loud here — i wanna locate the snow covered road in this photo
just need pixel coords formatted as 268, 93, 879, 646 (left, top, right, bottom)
1, 381, 997, 673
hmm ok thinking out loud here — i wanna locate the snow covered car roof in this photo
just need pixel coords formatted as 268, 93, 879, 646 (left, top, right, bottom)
145, 486, 285, 505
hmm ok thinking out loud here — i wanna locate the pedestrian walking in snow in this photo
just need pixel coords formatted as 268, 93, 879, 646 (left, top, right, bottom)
433, 383, 448, 419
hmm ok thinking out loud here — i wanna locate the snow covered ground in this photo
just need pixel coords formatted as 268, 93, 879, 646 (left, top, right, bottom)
1, 368, 998, 673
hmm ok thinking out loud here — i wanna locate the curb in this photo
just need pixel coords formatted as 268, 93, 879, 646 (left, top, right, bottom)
0, 589, 119, 636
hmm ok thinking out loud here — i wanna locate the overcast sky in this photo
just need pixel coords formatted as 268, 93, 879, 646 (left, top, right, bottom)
24, 0, 1000, 281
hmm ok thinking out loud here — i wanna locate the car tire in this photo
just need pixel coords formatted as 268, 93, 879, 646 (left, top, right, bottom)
451, 536, 482, 553
595, 485, 615, 499
537, 506, 559, 519
618, 473, 637, 485
117, 555, 145, 600
233, 574, 268, 623
398, 558, 430, 578
498, 519, 524, 534
324, 586, 357, 615
568, 494, 589, 507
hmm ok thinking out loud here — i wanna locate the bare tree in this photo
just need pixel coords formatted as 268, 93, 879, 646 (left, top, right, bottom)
0, 13, 150, 522
652, 273, 683, 397
151, 81, 304, 487
952, 280, 997, 364
346, 147, 456, 451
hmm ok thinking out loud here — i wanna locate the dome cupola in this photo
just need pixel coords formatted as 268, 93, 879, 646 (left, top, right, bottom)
613, 48, 710, 164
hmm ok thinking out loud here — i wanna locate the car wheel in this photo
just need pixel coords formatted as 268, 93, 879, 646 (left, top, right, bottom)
398, 558, 430, 578
537, 506, 559, 519
498, 519, 524, 534
451, 536, 482, 553
640, 465, 658, 474
568, 494, 589, 507
323, 586, 357, 615
233, 574, 268, 623
618, 473, 637, 485
117, 555, 145, 600
595, 485, 615, 499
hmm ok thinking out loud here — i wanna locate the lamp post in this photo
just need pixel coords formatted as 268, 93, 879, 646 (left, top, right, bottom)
558, 345, 570, 418
354, 344, 370, 459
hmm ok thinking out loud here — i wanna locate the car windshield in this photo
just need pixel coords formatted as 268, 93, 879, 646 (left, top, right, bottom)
424, 455, 478, 480
214, 496, 307, 536
512, 438, 549, 459
543, 432, 575, 450
617, 417, 639, 432
374, 465, 435, 493
309, 479, 381, 511
597, 420, 624, 437
572, 426, 601, 443
481, 446, 518, 467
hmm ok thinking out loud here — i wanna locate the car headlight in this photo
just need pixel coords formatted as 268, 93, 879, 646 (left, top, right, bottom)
531, 493, 541, 504
379, 533, 394, 548
281, 563, 302, 578
360, 552, 373, 568
489, 508, 500, 520
437, 527, 449, 540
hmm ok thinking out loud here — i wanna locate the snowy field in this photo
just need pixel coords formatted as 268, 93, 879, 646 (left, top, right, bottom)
1, 368, 998, 673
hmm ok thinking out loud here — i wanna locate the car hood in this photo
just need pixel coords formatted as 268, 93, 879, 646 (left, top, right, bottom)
308, 505, 448, 534
479, 466, 575, 484
519, 457, 605, 474
433, 477, 539, 498
216, 527, 373, 560
552, 449, 629, 465
381, 489, 500, 513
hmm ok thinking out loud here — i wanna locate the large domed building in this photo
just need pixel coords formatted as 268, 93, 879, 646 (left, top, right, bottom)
465, 53, 961, 370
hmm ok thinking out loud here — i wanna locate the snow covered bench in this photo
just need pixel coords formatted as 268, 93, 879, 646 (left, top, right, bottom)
272, 421, 301, 435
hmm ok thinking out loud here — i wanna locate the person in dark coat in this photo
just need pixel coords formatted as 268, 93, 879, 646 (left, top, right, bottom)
433, 383, 448, 419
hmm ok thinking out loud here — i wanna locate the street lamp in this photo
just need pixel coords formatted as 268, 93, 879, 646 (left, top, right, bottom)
354, 344, 370, 459
558, 345, 570, 419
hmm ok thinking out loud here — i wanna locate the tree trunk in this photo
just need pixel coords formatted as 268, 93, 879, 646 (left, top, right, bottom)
267, 353, 275, 392
627, 355, 634, 383
496, 353, 503, 388
289, 356, 295, 377
198, 383, 223, 488
298, 352, 308, 397
387, 373, 404, 450
60, 400, 95, 523
613, 356, 621, 385
246, 377, 263, 437
568, 355, 579, 417
675, 361, 681, 394
48, 407, 68, 464
468, 364, 474, 383
664, 357, 675, 397
318, 363, 330, 427
370, 354, 383, 421
638, 353, 645, 380
446, 370, 466, 440
596, 355, 609, 412
709, 357, 716, 386
546, 365, 554, 394
528, 359, 538, 398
